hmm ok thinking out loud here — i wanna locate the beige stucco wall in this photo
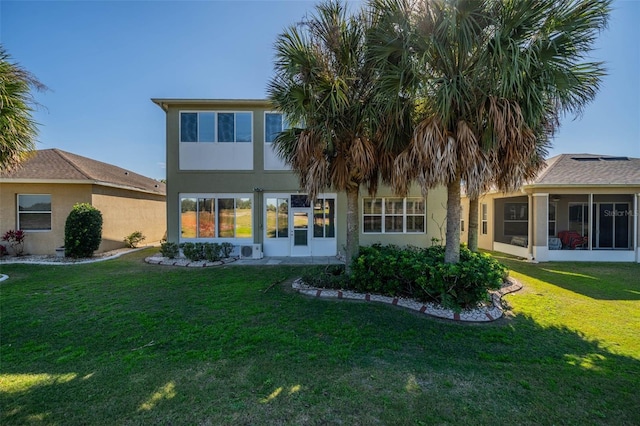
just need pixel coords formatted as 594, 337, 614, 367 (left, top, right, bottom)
0, 183, 91, 255
91, 186, 166, 252
0, 182, 166, 255
360, 184, 448, 248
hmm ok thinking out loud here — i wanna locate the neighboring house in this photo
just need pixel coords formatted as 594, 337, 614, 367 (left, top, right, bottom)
461, 154, 640, 262
0, 149, 166, 255
152, 98, 447, 258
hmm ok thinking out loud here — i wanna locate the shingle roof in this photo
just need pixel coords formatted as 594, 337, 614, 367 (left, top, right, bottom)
529, 153, 640, 186
0, 149, 166, 195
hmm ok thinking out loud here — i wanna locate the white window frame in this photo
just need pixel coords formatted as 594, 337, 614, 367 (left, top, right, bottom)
179, 193, 253, 241
313, 197, 336, 239
179, 111, 253, 143
264, 111, 290, 144
481, 203, 488, 235
362, 197, 426, 234
17, 194, 52, 232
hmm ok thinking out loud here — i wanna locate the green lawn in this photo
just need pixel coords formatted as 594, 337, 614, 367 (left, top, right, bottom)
1, 248, 639, 425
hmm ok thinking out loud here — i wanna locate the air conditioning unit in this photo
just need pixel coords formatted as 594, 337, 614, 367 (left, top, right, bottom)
240, 243, 263, 259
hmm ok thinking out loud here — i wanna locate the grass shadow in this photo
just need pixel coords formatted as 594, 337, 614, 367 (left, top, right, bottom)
1, 252, 639, 424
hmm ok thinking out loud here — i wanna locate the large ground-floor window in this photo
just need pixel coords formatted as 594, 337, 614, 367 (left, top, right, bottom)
180, 194, 252, 239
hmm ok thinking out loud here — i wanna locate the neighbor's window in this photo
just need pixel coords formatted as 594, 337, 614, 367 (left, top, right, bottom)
363, 197, 425, 233
180, 195, 252, 239
548, 202, 557, 237
568, 203, 589, 235
481, 203, 488, 235
504, 202, 528, 236
180, 111, 252, 143
18, 194, 52, 231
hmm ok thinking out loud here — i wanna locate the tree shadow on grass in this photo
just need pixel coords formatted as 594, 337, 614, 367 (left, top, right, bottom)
492, 252, 640, 301
2, 302, 639, 425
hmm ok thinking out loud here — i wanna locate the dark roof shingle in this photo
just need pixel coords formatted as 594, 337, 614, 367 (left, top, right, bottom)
0, 149, 165, 195
531, 153, 640, 186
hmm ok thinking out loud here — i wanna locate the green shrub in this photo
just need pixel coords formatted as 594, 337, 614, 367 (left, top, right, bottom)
160, 241, 179, 259
221, 242, 234, 258
345, 244, 508, 311
301, 264, 348, 289
203, 243, 222, 262
182, 242, 204, 261
64, 203, 103, 258
124, 231, 146, 248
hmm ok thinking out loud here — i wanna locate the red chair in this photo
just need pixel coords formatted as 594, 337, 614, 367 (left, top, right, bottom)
558, 231, 588, 249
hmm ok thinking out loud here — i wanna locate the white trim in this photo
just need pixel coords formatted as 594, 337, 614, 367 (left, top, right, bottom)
635, 194, 639, 262
548, 249, 636, 262
0, 179, 164, 196
494, 241, 529, 259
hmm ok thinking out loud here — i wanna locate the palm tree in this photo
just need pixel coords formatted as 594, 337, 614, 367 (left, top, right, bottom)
0, 45, 47, 171
369, 0, 610, 263
267, 0, 383, 271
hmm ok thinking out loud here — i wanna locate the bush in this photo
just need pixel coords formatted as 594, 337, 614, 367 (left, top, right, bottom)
0, 244, 8, 256
301, 264, 348, 289
203, 243, 222, 262
64, 203, 103, 258
1, 229, 26, 256
338, 244, 508, 311
221, 242, 234, 258
181, 242, 204, 261
180, 242, 233, 262
160, 241, 179, 259
124, 231, 146, 248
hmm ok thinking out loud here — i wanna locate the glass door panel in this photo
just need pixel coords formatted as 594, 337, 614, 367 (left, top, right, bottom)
293, 212, 309, 246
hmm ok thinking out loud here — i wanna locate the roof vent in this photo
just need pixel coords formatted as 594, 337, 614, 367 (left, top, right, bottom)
124, 171, 129, 175
571, 157, 600, 161
600, 156, 629, 161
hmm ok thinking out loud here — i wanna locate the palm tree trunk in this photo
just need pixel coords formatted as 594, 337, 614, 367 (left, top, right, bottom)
444, 178, 461, 263
468, 197, 479, 252
345, 186, 360, 274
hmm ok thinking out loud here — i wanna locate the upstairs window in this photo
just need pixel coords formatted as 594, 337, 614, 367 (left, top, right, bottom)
180, 111, 252, 143
265, 112, 289, 143
18, 194, 52, 231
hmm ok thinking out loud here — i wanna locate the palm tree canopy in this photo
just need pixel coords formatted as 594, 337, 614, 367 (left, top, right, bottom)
368, 0, 610, 263
370, 0, 610, 197
268, 0, 384, 200
0, 45, 47, 171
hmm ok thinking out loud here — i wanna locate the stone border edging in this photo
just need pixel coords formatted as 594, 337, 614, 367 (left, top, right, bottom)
0, 274, 8, 283
0, 247, 149, 266
292, 277, 523, 322
145, 254, 238, 268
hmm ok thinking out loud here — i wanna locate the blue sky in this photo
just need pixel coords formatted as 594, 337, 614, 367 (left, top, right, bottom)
2, 0, 638, 180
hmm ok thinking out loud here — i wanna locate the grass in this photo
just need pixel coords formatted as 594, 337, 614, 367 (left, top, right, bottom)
1, 248, 639, 425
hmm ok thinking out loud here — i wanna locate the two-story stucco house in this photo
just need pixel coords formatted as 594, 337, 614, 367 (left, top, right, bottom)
152, 98, 447, 258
